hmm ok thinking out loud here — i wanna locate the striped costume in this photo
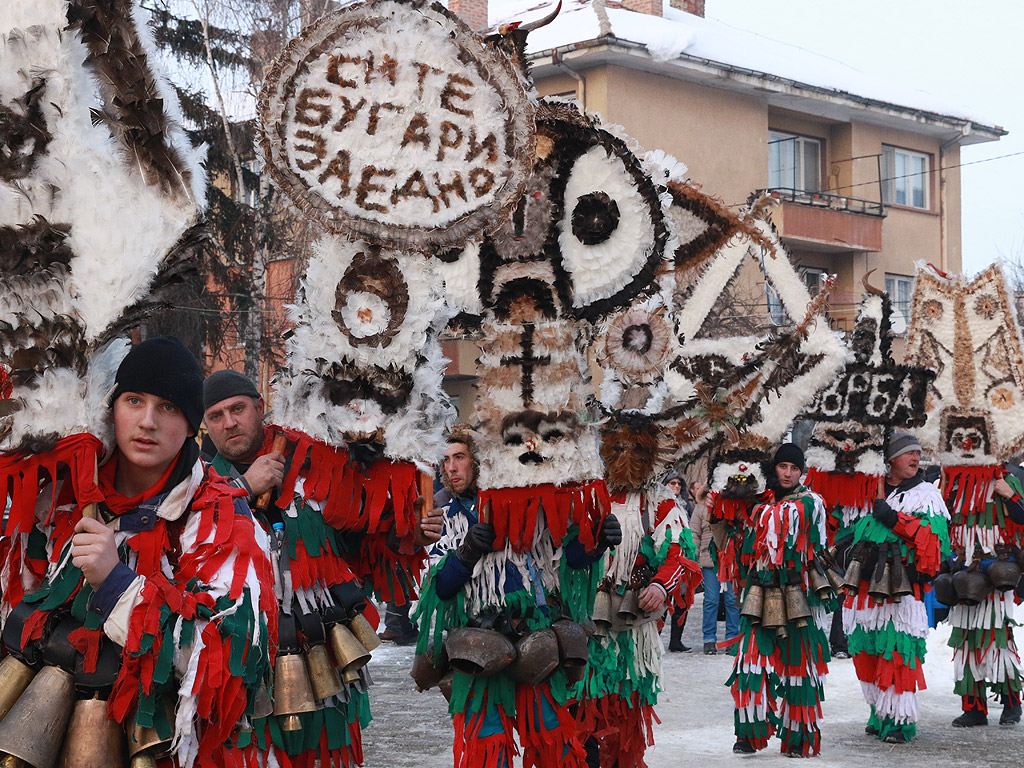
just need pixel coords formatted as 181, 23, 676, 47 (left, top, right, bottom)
843, 478, 949, 741
727, 484, 832, 756
943, 467, 1024, 720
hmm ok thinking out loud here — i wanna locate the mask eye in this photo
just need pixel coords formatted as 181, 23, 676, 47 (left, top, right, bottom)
555, 129, 666, 321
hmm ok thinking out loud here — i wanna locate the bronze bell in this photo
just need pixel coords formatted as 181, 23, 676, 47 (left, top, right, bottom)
342, 666, 362, 686
842, 558, 863, 595
272, 653, 317, 732
740, 584, 764, 624
868, 560, 892, 604
444, 628, 516, 678
889, 559, 914, 602
987, 558, 1022, 592
59, 696, 127, 768
825, 564, 846, 597
782, 584, 811, 628
616, 590, 640, 625
348, 613, 382, 652
306, 643, 343, 702
410, 644, 449, 692
807, 563, 832, 600
328, 623, 371, 675
932, 572, 957, 606
438, 672, 454, 703
0, 658, 35, 725
127, 698, 174, 765
591, 591, 612, 636
952, 569, 991, 606
551, 620, 588, 670
129, 755, 158, 768
509, 629, 560, 686
0, 664, 75, 768
251, 683, 274, 720
760, 587, 786, 629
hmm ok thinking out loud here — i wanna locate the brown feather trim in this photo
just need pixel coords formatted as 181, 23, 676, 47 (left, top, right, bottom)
66, 0, 196, 201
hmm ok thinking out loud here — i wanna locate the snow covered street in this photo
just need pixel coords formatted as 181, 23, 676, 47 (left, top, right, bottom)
363, 594, 1022, 767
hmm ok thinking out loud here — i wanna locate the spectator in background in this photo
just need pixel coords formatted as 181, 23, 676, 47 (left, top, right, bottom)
690, 483, 739, 655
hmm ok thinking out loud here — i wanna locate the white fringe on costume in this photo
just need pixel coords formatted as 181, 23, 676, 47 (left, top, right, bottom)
949, 592, 1022, 686
843, 594, 929, 639
465, 512, 560, 615
859, 682, 920, 726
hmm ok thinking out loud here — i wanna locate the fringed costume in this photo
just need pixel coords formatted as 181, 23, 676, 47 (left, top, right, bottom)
415, 501, 607, 768
217, 424, 431, 768
726, 483, 832, 756
843, 479, 949, 741
575, 485, 700, 768
942, 467, 1024, 721
0, 441, 275, 768
903, 262, 1024, 725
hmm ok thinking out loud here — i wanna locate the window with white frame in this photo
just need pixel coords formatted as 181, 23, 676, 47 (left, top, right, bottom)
769, 131, 821, 193
885, 273, 913, 332
881, 146, 929, 209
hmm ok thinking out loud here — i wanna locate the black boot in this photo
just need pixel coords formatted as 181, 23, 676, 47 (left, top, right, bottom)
1000, 694, 1021, 725
952, 709, 988, 727
668, 608, 689, 652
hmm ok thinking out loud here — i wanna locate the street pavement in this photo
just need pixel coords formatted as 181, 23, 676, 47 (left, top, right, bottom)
362, 594, 1023, 767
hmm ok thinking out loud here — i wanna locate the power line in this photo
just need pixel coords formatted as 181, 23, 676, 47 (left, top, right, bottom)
824, 149, 1024, 196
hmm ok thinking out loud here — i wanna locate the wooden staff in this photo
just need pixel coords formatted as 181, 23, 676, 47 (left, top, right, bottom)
82, 458, 99, 521
479, 499, 491, 525
418, 470, 435, 521
255, 433, 288, 513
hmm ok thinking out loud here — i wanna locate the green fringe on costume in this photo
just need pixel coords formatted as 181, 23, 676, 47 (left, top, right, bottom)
256, 687, 371, 754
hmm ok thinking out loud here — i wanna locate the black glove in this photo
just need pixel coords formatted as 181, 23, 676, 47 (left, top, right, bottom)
455, 523, 496, 566
597, 514, 622, 550
872, 499, 898, 529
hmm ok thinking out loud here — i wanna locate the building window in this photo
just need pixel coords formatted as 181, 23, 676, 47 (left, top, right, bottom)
801, 267, 827, 297
885, 273, 913, 333
769, 131, 821, 193
881, 146, 929, 209
241, 158, 263, 208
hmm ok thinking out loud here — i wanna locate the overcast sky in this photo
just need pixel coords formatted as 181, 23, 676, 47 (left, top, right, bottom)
705, 0, 1024, 277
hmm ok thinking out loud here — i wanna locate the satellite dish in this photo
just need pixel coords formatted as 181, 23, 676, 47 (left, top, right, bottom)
890, 309, 907, 335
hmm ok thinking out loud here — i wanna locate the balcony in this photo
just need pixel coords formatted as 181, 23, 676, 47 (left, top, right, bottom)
761, 187, 885, 253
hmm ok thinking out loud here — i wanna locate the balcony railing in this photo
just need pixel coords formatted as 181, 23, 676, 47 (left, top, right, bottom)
761, 188, 885, 218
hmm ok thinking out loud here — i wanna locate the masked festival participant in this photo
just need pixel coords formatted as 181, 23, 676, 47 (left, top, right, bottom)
575, 416, 700, 768
727, 443, 832, 757
941, 466, 1024, 727
843, 432, 950, 743
0, 337, 275, 767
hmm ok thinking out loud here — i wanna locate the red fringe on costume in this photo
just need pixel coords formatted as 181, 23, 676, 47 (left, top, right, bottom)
942, 465, 1003, 518
516, 684, 587, 768
266, 425, 420, 538
479, 480, 610, 553
805, 468, 881, 513
709, 492, 750, 523
891, 513, 943, 578
576, 691, 657, 768
349, 533, 425, 605
0, 433, 105, 607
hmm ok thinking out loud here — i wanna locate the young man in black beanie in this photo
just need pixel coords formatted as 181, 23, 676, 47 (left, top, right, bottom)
728, 442, 832, 757
50, 336, 275, 767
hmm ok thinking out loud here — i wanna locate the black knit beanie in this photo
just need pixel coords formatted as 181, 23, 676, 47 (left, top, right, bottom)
772, 442, 805, 471
110, 337, 204, 432
203, 369, 260, 410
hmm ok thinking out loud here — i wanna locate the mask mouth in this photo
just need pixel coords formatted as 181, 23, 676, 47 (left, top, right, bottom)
518, 451, 544, 465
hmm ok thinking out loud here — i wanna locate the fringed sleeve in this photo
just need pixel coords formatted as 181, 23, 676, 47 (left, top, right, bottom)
108, 481, 276, 768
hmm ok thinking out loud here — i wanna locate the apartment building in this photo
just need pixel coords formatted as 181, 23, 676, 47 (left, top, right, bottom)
453, 0, 1004, 333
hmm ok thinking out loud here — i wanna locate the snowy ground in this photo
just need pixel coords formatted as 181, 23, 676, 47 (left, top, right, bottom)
362, 593, 1022, 767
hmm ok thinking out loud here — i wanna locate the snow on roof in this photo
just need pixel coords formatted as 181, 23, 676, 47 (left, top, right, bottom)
486, 0, 999, 130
